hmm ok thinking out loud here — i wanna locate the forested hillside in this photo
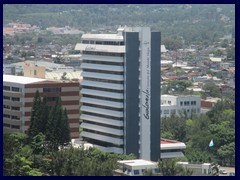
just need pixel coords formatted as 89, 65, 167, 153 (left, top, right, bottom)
3, 4, 235, 45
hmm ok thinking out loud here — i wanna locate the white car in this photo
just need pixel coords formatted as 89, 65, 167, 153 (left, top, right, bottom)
219, 169, 227, 174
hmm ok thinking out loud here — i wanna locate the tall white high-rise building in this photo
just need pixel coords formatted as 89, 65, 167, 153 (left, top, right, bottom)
75, 27, 160, 161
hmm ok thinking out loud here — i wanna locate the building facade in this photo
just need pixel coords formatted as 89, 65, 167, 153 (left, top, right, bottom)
3, 75, 80, 139
161, 95, 201, 118
75, 27, 160, 161
160, 138, 186, 159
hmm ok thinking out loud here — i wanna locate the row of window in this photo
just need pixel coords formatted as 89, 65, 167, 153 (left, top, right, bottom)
3, 86, 22, 92
84, 120, 123, 130
83, 59, 124, 66
3, 96, 20, 101
180, 101, 197, 106
83, 128, 124, 139
83, 94, 124, 102
3, 123, 20, 129
84, 77, 124, 84
82, 102, 123, 112
83, 111, 123, 121
130, 169, 159, 175
43, 87, 61, 93
84, 68, 124, 75
82, 85, 124, 93
82, 40, 124, 46
161, 108, 200, 115
84, 137, 124, 149
3, 114, 20, 120
83, 51, 124, 57
3, 105, 20, 111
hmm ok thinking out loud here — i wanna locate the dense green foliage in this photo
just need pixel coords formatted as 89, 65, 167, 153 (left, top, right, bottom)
3, 132, 135, 176
4, 90, 135, 176
51, 147, 135, 176
161, 98, 235, 166
162, 80, 192, 95
28, 90, 71, 151
158, 159, 193, 176
3, 4, 234, 47
3, 31, 82, 46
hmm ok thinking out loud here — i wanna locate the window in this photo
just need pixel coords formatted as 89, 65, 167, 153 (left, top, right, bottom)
155, 168, 160, 173
3, 96, 10, 100
3, 86, 10, 91
184, 101, 190, 106
3, 114, 10, 118
164, 110, 169, 114
47, 97, 59, 102
3, 105, 10, 109
3, 123, 10, 128
12, 106, 20, 111
180, 101, 183, 106
34, 70, 37, 75
12, 97, 20, 101
134, 170, 140, 175
168, 101, 171, 105
12, 115, 20, 120
12, 87, 20, 92
11, 125, 20, 129
43, 87, 61, 93
191, 101, 196, 105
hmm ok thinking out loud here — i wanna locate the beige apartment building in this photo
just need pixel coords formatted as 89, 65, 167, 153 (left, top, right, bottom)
3, 75, 80, 139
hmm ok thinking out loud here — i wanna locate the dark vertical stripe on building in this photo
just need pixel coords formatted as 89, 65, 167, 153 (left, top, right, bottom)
125, 32, 140, 158
150, 32, 161, 161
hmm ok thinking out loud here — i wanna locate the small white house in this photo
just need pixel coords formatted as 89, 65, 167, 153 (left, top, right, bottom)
114, 159, 159, 176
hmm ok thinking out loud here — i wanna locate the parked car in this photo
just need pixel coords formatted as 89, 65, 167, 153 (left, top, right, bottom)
219, 169, 227, 174
229, 172, 235, 176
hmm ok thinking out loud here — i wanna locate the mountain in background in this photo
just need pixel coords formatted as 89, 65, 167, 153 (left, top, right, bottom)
3, 4, 235, 46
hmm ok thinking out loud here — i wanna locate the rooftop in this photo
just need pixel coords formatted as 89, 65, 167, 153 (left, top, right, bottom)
3, 75, 48, 84
160, 138, 186, 150
117, 159, 157, 167
81, 34, 123, 41
75, 43, 125, 53
210, 57, 222, 62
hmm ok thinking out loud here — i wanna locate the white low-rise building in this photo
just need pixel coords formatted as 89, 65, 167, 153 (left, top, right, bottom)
114, 159, 159, 176
161, 95, 201, 117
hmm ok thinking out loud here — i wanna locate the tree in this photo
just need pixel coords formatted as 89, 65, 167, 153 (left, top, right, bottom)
60, 108, 71, 146
10, 155, 42, 176
31, 133, 49, 155
3, 132, 28, 176
28, 90, 42, 140
163, 36, 183, 50
217, 142, 235, 166
45, 97, 71, 151
38, 96, 49, 134
202, 82, 221, 98
161, 115, 187, 142
45, 98, 59, 151
158, 159, 193, 176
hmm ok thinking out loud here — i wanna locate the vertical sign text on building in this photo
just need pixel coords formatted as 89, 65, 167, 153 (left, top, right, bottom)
140, 27, 151, 160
